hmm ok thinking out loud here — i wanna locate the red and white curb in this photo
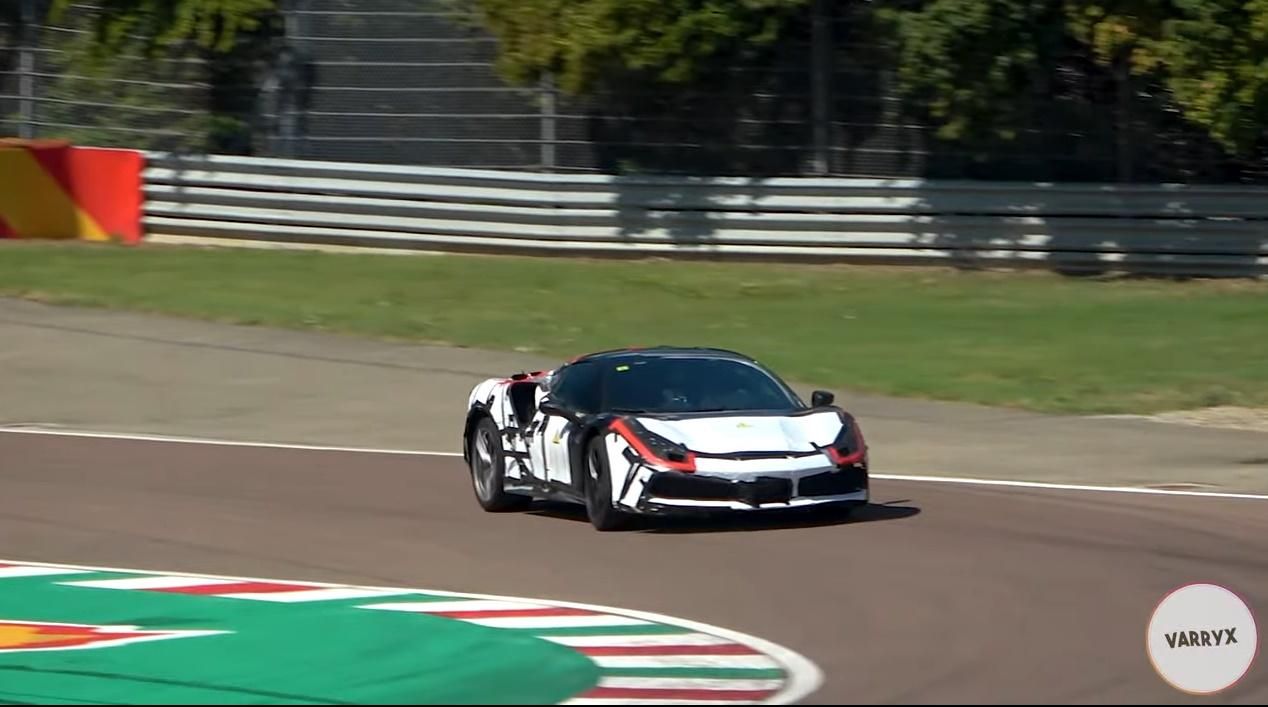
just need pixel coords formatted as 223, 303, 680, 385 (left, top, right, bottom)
0, 560, 822, 704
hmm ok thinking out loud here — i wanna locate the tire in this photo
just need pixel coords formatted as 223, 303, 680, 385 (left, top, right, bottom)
468, 416, 531, 512
584, 435, 632, 532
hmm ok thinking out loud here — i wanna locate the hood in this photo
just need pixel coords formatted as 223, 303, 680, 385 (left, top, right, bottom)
636, 410, 843, 455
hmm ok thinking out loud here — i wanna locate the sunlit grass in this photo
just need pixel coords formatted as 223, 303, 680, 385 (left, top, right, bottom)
3, 241, 1266, 415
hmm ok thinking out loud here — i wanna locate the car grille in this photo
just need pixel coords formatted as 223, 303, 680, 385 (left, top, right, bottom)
646, 474, 793, 506
797, 468, 868, 496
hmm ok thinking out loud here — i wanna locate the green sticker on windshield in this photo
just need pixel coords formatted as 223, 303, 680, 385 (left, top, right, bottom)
616, 365, 630, 372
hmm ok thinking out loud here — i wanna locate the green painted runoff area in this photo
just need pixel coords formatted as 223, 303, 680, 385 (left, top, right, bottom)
0, 572, 599, 704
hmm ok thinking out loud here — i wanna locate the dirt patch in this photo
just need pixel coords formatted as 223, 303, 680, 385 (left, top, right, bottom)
1140, 406, 1268, 433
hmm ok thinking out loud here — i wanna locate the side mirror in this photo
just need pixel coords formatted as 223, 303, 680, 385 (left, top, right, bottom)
540, 399, 567, 417
811, 390, 835, 407
539, 398, 581, 423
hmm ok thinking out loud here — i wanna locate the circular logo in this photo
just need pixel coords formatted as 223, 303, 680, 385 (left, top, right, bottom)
1147, 583, 1258, 695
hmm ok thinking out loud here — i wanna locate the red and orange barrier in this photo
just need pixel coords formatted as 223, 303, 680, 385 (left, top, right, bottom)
0, 139, 143, 244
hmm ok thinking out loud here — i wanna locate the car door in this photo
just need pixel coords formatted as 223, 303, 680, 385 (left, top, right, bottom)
540, 413, 573, 485
524, 385, 553, 483
535, 360, 603, 488
524, 378, 575, 486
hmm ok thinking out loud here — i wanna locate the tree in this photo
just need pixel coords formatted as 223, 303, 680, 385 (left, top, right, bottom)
1, 1, 19, 54
877, 0, 1069, 144
468, 0, 811, 95
883, 0, 1267, 159
49, 0, 278, 57
38, 0, 284, 153
1144, 0, 1268, 155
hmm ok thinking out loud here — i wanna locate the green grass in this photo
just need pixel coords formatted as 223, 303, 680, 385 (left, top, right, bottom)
3, 241, 1267, 415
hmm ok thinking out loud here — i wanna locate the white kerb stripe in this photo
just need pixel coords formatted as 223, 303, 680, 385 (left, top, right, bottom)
0, 566, 94, 578
358, 599, 550, 613
590, 655, 780, 669
597, 677, 783, 691
541, 633, 734, 648
218, 587, 417, 602
463, 615, 653, 630
60, 576, 244, 590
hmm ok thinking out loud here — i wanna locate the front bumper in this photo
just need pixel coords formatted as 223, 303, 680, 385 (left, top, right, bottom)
626, 463, 869, 514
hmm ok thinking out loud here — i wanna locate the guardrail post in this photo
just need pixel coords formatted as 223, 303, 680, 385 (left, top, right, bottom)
17, 0, 37, 139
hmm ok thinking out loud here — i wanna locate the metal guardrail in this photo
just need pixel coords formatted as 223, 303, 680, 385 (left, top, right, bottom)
141, 152, 1268, 276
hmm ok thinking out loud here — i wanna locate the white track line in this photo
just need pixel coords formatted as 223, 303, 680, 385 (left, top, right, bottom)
0, 427, 462, 456
0, 556, 823, 706
870, 473, 1268, 500
3, 426, 1265, 501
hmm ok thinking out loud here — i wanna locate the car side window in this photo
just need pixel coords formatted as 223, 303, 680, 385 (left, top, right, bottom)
549, 361, 603, 414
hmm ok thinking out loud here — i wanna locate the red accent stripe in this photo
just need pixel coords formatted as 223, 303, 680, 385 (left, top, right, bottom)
152, 581, 315, 595
611, 419, 697, 473
577, 643, 759, 656
500, 369, 551, 384
578, 687, 776, 700
429, 607, 594, 619
0, 215, 15, 238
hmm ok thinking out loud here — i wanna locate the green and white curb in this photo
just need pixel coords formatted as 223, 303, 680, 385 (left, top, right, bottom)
0, 559, 822, 704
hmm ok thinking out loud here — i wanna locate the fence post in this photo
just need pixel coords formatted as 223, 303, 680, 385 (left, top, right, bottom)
540, 73, 557, 172
276, 0, 305, 159
1116, 61, 1134, 183
810, 0, 831, 175
17, 0, 37, 139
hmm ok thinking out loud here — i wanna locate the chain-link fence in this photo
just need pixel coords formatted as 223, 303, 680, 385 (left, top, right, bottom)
2, 0, 1264, 181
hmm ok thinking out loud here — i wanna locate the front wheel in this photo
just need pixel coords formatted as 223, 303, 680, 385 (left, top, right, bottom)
584, 435, 632, 532
468, 417, 531, 512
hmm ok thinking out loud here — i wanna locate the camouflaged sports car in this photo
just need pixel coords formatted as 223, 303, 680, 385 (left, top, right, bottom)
462, 346, 869, 530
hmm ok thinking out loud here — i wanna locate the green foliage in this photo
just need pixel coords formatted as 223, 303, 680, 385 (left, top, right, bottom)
28, 1, 280, 152
877, 0, 1066, 143
1143, 0, 1268, 155
33, 9, 227, 151
884, 0, 1267, 156
0, 0, 21, 55
36, 0, 1265, 165
49, 0, 278, 56
1062, 0, 1162, 69
469, 0, 810, 94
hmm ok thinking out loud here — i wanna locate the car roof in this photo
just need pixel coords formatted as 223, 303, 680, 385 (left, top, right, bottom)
567, 346, 758, 365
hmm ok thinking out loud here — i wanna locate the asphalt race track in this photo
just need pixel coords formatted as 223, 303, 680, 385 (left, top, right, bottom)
4, 431, 1266, 704
3, 299, 1267, 704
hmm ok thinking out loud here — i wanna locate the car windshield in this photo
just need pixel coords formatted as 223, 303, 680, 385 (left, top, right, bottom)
600, 356, 802, 414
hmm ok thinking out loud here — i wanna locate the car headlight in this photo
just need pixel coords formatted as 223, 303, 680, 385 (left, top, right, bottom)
822, 413, 867, 467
